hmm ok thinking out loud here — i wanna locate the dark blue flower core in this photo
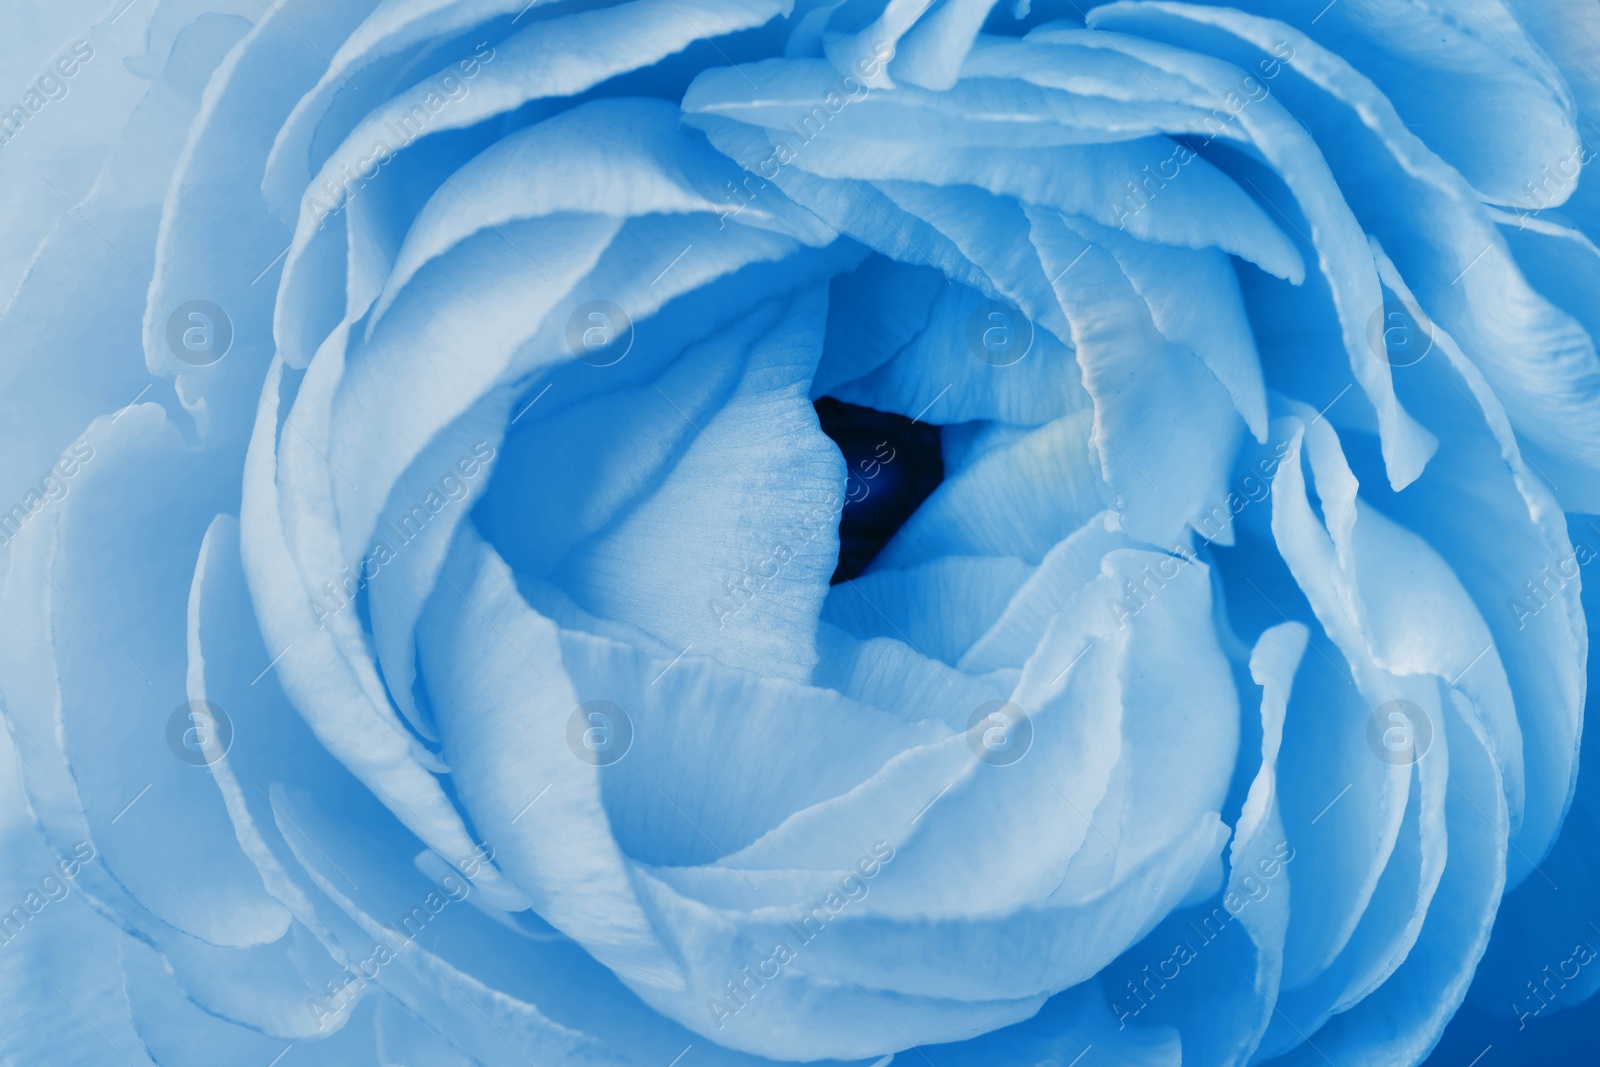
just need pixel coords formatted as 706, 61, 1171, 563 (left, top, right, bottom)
813, 397, 944, 584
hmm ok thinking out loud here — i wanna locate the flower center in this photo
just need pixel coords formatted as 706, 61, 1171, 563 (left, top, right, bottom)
813, 397, 944, 584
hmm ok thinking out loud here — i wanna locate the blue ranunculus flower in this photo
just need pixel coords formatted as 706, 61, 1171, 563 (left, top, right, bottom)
3, 1, 1600, 1064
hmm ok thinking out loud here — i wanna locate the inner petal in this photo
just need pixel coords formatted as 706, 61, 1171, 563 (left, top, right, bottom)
813, 395, 944, 582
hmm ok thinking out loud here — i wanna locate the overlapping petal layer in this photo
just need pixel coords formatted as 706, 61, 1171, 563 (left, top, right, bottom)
1, 2, 1597, 1065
